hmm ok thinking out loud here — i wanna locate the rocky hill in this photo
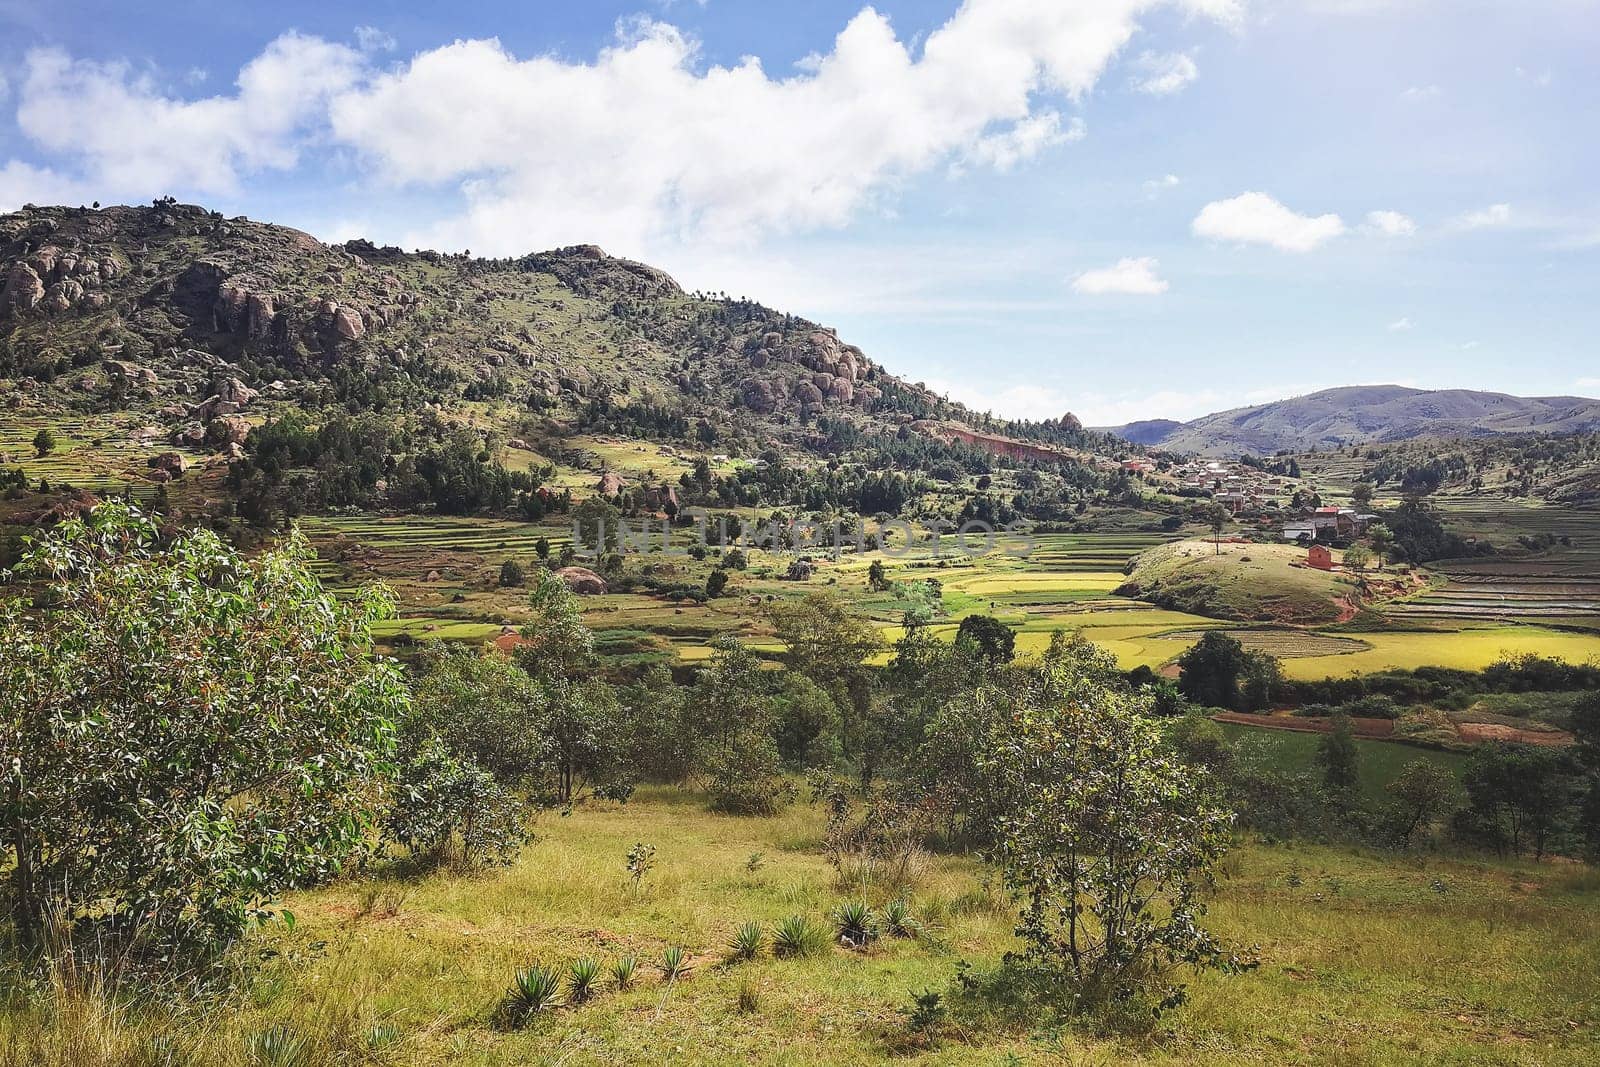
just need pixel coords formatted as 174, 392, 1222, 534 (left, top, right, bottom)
1103, 385, 1600, 456
0, 201, 968, 459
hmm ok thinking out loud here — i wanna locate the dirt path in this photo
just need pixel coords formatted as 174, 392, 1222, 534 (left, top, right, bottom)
1212, 712, 1396, 738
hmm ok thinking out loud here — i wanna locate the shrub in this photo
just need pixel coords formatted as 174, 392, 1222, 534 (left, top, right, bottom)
833, 900, 879, 949
978, 637, 1250, 1018
882, 898, 920, 939
771, 915, 829, 959
905, 989, 946, 1044
0, 503, 405, 971
500, 965, 563, 1027
384, 739, 527, 868
658, 944, 692, 982
727, 921, 766, 963
608, 954, 639, 991
625, 842, 657, 890
705, 569, 729, 598
499, 558, 525, 587
566, 957, 602, 1004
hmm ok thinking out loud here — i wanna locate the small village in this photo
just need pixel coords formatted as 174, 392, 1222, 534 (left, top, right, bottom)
1124, 455, 1376, 546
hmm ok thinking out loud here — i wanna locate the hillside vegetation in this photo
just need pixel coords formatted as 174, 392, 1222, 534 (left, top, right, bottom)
1119, 540, 1362, 626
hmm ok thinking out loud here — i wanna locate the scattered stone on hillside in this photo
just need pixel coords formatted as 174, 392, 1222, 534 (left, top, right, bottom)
41, 279, 84, 312
211, 376, 258, 406
106, 360, 159, 394
1, 262, 45, 314
554, 565, 608, 595
597, 471, 624, 496
742, 379, 779, 414
147, 451, 187, 478
786, 559, 816, 581
208, 414, 252, 446
332, 304, 365, 340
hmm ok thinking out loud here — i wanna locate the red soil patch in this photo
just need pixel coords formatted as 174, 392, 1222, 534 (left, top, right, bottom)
1212, 712, 1396, 738
1456, 722, 1573, 747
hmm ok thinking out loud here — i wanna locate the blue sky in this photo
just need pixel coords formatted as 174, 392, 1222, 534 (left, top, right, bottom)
2, 0, 1596, 424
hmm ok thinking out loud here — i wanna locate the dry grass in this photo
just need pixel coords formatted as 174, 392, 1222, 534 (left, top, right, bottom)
4, 787, 1598, 1065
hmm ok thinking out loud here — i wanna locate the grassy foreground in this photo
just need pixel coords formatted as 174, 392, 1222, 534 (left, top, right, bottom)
5, 787, 1598, 1066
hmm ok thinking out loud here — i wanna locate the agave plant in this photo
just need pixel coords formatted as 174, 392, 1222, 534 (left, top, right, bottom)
882, 897, 920, 939
771, 914, 828, 959
726, 920, 765, 963
833, 900, 879, 949
609, 953, 640, 991
566, 956, 602, 1004
658, 943, 692, 982
501, 963, 563, 1027
365, 1022, 401, 1051
245, 1025, 307, 1067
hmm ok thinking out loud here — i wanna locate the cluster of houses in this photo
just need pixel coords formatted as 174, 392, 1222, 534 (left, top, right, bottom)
1120, 457, 1379, 546
1162, 458, 1289, 512
1281, 506, 1376, 545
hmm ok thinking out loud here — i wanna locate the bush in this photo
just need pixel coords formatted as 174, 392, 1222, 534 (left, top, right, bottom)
499, 965, 563, 1027
384, 739, 528, 868
0, 503, 405, 970
499, 558, 525, 587
771, 915, 829, 959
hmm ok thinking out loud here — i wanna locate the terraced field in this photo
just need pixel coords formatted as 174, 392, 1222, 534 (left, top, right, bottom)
1389, 505, 1600, 632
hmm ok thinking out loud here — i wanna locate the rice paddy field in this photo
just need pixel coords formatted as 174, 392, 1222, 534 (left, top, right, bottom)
293, 515, 1600, 681
1389, 505, 1600, 633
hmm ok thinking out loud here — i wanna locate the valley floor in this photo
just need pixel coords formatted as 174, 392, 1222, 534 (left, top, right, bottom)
6, 787, 1597, 1066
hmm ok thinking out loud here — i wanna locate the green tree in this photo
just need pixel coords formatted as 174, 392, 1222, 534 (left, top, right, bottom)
515, 570, 595, 681
0, 503, 404, 963
1351, 481, 1375, 510
955, 614, 1016, 666
534, 535, 551, 561
705, 568, 729, 598
1206, 503, 1231, 554
31, 428, 56, 458
1385, 759, 1462, 846
1342, 544, 1373, 572
499, 558, 525, 587
976, 637, 1246, 1015
690, 638, 793, 814
866, 558, 891, 591
1176, 630, 1247, 709
1317, 714, 1360, 795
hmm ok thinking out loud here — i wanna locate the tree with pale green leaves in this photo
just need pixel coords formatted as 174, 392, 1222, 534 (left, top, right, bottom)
976, 636, 1248, 1017
1, 502, 405, 965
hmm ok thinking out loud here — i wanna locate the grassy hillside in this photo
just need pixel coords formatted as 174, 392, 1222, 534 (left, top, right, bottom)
1121, 539, 1361, 625
6, 786, 1594, 1066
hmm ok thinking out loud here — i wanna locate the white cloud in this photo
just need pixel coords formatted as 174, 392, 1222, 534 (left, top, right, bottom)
1142, 173, 1180, 197
2, 1, 1240, 250
1577, 377, 1600, 393
1192, 192, 1347, 253
925, 378, 1327, 426
1459, 340, 1481, 350
1455, 203, 1512, 229
1388, 316, 1414, 331
0, 160, 92, 207
1072, 256, 1168, 295
15, 33, 364, 197
963, 112, 1084, 172
1399, 84, 1440, 101
1129, 50, 1198, 95
354, 26, 398, 53
1364, 209, 1416, 237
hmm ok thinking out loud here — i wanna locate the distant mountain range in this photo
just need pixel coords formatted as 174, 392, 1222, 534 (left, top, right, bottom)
1100, 385, 1600, 456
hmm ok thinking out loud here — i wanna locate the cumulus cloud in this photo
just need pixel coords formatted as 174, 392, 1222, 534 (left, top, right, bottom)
2, 0, 1240, 254
1456, 203, 1512, 229
1072, 256, 1168, 295
1364, 209, 1416, 236
1400, 84, 1440, 100
1129, 50, 1198, 95
1388, 316, 1414, 331
1192, 192, 1347, 253
15, 33, 364, 196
